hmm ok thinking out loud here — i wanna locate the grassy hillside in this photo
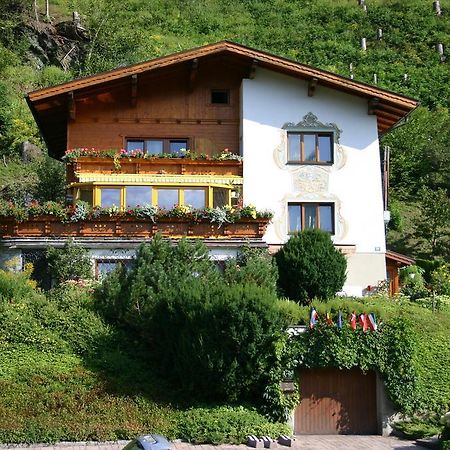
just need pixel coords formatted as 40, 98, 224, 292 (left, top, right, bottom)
1, 268, 449, 443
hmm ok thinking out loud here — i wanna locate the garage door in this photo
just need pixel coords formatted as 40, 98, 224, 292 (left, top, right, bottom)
294, 367, 378, 435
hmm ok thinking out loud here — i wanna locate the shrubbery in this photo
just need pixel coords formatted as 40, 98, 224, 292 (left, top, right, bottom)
223, 245, 278, 294
175, 406, 290, 444
46, 240, 93, 285
275, 229, 347, 304
98, 237, 288, 403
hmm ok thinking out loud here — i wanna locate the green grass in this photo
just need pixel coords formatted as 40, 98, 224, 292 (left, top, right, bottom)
0, 277, 289, 444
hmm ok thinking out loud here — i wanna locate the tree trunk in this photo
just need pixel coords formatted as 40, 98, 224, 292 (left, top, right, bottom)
45, 0, 50, 21
34, 0, 39, 21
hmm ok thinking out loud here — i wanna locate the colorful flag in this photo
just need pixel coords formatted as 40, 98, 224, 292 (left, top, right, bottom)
368, 313, 378, 331
309, 308, 318, 328
326, 312, 333, 325
337, 310, 343, 330
359, 313, 369, 332
350, 311, 357, 331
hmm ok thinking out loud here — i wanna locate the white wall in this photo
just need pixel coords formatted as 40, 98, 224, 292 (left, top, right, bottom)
241, 68, 387, 293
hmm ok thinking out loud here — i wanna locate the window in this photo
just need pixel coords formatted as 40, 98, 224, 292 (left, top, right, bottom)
288, 203, 334, 234
213, 187, 229, 208
88, 186, 224, 210
125, 186, 152, 207
184, 189, 206, 209
100, 188, 121, 207
126, 139, 188, 156
211, 89, 229, 104
96, 259, 133, 279
79, 188, 93, 206
287, 132, 333, 163
157, 189, 179, 210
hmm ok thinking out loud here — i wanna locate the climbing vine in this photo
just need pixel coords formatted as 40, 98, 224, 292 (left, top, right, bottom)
263, 316, 419, 420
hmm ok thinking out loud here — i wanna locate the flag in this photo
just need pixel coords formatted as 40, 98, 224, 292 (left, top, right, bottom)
359, 313, 369, 332
326, 312, 333, 325
350, 311, 357, 331
309, 308, 318, 328
337, 310, 343, 330
368, 313, 378, 331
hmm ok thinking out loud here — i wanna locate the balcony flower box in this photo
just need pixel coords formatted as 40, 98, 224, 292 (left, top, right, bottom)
0, 215, 270, 239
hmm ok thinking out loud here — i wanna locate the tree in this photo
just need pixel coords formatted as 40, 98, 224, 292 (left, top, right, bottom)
275, 229, 347, 304
34, 156, 66, 203
96, 235, 287, 402
46, 239, 92, 285
223, 245, 278, 295
416, 187, 450, 257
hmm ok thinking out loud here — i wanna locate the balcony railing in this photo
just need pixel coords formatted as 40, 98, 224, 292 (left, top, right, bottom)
67, 156, 243, 183
0, 216, 269, 239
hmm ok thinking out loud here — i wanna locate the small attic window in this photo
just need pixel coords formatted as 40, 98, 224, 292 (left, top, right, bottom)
211, 89, 229, 104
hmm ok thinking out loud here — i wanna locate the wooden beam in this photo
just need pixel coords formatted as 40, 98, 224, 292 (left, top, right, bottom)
188, 58, 198, 92
373, 102, 410, 116
308, 78, 318, 97
368, 97, 380, 115
68, 91, 75, 121
377, 116, 396, 126
248, 59, 258, 79
131, 74, 138, 107
375, 109, 402, 121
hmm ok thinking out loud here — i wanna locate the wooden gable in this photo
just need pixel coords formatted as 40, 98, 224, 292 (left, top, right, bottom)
27, 40, 419, 159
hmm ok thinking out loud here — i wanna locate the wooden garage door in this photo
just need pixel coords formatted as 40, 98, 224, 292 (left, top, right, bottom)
294, 368, 378, 435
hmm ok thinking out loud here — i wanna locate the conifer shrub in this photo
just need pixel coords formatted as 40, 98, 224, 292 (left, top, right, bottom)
223, 245, 278, 294
274, 229, 347, 304
149, 279, 285, 402
96, 235, 288, 403
95, 235, 220, 330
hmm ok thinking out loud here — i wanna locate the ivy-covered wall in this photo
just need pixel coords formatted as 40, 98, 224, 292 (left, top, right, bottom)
263, 315, 442, 423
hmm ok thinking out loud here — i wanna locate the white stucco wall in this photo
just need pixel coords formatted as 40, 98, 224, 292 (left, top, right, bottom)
241, 68, 386, 295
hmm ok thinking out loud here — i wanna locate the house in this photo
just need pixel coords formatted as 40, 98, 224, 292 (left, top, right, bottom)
0, 41, 418, 295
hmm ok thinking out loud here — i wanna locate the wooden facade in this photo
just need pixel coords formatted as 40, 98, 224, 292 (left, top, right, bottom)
385, 250, 415, 296
67, 58, 245, 158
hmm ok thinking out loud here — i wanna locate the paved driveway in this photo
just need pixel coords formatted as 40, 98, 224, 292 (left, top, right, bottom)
0, 436, 428, 450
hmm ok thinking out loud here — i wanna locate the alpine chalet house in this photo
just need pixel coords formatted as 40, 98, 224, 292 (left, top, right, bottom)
0, 41, 417, 295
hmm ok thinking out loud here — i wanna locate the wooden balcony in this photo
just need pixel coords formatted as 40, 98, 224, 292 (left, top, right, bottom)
67, 157, 243, 183
0, 216, 269, 239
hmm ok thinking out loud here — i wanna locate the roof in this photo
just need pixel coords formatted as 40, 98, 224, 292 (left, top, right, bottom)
27, 40, 419, 158
385, 250, 415, 266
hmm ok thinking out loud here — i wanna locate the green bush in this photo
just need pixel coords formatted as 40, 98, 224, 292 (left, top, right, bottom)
95, 235, 219, 329
393, 419, 443, 439
275, 229, 347, 304
224, 245, 278, 294
34, 156, 66, 203
46, 240, 92, 285
149, 278, 287, 402
431, 264, 450, 296
175, 406, 290, 444
400, 265, 429, 300
97, 236, 288, 403
0, 265, 39, 302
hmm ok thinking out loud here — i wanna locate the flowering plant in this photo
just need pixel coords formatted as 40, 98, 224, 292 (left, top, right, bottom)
0, 200, 273, 225
132, 204, 159, 222
63, 147, 243, 162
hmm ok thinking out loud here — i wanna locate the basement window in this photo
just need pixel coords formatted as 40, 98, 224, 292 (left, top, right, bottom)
211, 90, 229, 104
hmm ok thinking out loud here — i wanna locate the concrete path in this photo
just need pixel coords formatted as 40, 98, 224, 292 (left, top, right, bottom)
0, 436, 428, 450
